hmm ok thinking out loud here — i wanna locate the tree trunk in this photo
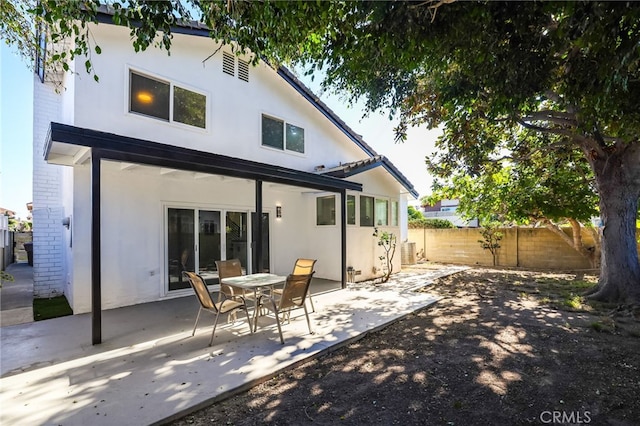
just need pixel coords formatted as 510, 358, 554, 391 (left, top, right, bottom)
583, 141, 640, 304
542, 219, 600, 269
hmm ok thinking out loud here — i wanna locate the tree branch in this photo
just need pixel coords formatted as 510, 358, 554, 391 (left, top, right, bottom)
522, 110, 578, 126
516, 119, 592, 146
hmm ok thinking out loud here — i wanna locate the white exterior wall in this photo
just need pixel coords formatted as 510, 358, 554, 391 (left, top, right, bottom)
35, 22, 413, 311
71, 24, 365, 171
32, 75, 67, 298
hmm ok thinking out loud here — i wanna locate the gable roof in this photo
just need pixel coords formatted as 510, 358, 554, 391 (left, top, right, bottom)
321, 156, 418, 198
89, 6, 417, 198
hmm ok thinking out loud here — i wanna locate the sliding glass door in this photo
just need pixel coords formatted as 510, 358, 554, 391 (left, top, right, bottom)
166, 207, 270, 292
167, 208, 195, 291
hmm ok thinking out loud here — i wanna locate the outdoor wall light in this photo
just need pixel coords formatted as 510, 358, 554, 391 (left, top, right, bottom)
276, 206, 282, 218
62, 216, 71, 229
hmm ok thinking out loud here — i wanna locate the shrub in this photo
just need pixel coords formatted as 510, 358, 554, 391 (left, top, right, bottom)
408, 217, 455, 229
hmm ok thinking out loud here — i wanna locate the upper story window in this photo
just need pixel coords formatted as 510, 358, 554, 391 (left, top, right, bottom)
129, 71, 206, 129
262, 114, 305, 154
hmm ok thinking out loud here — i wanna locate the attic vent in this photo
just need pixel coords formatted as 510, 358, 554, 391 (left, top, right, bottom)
222, 52, 235, 76
238, 59, 249, 82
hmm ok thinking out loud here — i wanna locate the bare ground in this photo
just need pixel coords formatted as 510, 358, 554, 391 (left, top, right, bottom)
171, 266, 640, 426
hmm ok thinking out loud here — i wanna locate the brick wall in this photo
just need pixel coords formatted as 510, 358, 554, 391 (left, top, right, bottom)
408, 227, 639, 270
32, 76, 65, 297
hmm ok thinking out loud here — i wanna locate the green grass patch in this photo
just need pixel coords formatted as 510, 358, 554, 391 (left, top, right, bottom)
33, 296, 73, 321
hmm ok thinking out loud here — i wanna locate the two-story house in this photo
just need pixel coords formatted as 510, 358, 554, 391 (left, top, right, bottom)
33, 10, 417, 341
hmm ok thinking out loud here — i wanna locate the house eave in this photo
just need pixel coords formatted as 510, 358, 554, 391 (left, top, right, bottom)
323, 157, 419, 198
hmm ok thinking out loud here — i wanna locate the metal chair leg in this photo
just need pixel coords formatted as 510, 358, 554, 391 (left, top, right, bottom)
192, 308, 202, 336
243, 307, 254, 334
209, 310, 222, 346
303, 303, 313, 335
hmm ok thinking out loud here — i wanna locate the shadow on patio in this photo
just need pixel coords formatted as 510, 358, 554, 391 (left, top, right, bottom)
0, 267, 465, 425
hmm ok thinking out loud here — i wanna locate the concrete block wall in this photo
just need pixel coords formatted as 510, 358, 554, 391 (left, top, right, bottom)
32, 76, 65, 297
407, 227, 622, 270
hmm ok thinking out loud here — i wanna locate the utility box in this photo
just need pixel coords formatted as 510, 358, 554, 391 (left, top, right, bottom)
401, 241, 417, 265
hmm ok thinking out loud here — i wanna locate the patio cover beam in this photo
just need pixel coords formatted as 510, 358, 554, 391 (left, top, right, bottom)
46, 123, 362, 193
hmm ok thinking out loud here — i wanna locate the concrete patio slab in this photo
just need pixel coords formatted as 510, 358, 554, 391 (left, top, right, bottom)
0, 265, 467, 425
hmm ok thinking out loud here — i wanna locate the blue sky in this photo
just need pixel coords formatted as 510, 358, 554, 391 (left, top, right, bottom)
0, 40, 437, 221
1, 44, 33, 220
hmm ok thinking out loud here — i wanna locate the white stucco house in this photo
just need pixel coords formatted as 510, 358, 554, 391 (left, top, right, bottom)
33, 10, 417, 342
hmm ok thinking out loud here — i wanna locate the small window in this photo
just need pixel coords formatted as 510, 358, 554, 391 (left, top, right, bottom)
129, 71, 206, 129
262, 114, 305, 154
317, 196, 336, 226
130, 72, 170, 121
262, 115, 284, 150
347, 195, 356, 225
286, 123, 305, 153
376, 199, 389, 226
174, 86, 206, 128
391, 201, 399, 226
360, 196, 374, 227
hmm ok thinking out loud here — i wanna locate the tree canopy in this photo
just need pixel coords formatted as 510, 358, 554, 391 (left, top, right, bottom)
5, 0, 640, 303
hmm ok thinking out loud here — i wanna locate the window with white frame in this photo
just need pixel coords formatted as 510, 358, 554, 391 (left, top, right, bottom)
360, 196, 374, 227
360, 196, 393, 227
347, 195, 356, 225
129, 71, 206, 129
375, 198, 389, 226
391, 201, 399, 226
262, 114, 305, 153
316, 195, 336, 225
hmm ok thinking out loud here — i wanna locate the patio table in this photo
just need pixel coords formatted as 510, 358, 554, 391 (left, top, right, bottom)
221, 273, 287, 330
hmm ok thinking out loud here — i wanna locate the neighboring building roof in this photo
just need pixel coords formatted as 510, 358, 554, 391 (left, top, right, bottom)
0, 208, 16, 217
89, 6, 417, 197
321, 156, 419, 198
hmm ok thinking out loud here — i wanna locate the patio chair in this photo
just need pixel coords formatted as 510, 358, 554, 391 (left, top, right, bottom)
182, 271, 252, 346
215, 259, 244, 301
255, 273, 314, 344
271, 258, 317, 312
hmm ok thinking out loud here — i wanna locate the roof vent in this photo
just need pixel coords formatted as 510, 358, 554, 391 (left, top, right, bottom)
222, 52, 235, 76
238, 59, 249, 82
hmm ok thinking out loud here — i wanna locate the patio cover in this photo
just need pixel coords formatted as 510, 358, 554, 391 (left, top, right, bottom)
45, 122, 362, 344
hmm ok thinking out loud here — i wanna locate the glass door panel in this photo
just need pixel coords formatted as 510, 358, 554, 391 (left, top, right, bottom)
226, 212, 248, 272
252, 212, 270, 273
198, 210, 221, 285
167, 208, 195, 291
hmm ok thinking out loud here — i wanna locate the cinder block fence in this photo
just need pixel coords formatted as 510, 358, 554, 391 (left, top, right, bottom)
408, 227, 639, 270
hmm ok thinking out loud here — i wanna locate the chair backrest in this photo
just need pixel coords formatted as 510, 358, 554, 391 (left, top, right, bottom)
279, 273, 314, 310
215, 259, 243, 297
183, 271, 216, 311
292, 258, 317, 275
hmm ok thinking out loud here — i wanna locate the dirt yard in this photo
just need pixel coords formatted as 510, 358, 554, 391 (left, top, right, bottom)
171, 266, 640, 426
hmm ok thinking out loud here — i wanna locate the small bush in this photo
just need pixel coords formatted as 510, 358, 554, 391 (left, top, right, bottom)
408, 217, 455, 229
